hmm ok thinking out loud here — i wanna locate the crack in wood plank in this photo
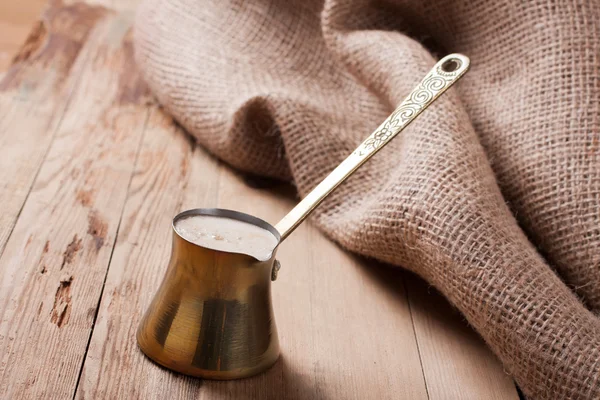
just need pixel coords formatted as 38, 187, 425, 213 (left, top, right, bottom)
60, 234, 82, 270
0, 1, 110, 92
76, 189, 94, 207
50, 275, 73, 327
9, 20, 48, 66
87, 210, 108, 251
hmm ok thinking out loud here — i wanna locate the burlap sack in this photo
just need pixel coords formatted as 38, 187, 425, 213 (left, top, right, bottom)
133, 0, 600, 398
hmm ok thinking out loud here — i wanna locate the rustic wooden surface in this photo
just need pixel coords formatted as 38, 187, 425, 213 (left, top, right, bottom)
0, 0, 48, 71
0, 1, 520, 399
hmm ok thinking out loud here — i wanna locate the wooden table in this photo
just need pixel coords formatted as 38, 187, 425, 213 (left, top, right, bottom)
0, 1, 520, 398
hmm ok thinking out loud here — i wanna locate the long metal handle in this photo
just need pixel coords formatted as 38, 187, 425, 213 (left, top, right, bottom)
275, 54, 470, 241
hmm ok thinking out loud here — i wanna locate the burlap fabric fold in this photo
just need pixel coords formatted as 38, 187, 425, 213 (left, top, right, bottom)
133, 0, 600, 398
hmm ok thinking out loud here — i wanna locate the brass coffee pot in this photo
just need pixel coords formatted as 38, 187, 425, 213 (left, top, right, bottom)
137, 54, 470, 379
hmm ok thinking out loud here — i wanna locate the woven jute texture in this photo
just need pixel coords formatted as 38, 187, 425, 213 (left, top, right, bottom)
133, 0, 600, 398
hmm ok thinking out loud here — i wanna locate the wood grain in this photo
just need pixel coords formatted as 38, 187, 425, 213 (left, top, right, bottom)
0, 6, 149, 398
74, 107, 202, 400
0, 2, 519, 399
406, 275, 518, 400
0, 2, 110, 258
0, 0, 47, 71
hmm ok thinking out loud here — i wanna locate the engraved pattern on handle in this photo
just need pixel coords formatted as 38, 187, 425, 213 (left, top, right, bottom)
275, 54, 470, 242
355, 55, 470, 156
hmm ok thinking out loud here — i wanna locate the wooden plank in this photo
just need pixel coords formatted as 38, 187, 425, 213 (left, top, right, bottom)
0, 0, 138, 73
406, 274, 519, 399
74, 109, 206, 400
0, 0, 47, 71
0, 1, 110, 258
0, 6, 151, 398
